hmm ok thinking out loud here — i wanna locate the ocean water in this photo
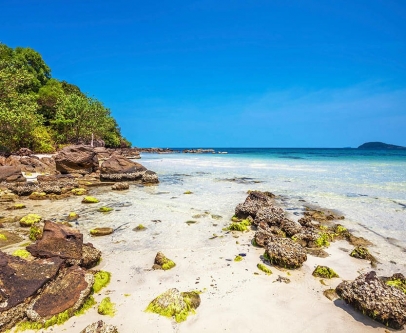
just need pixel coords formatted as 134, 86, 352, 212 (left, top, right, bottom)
61, 148, 406, 275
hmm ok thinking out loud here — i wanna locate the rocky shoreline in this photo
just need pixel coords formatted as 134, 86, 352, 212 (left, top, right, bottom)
1, 149, 405, 332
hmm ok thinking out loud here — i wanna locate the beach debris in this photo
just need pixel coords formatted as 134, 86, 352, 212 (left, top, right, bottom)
312, 265, 339, 279
275, 275, 291, 284
98, 297, 116, 316
234, 255, 243, 262
184, 190, 193, 194
133, 224, 147, 231
90, 227, 114, 236
153, 251, 176, 270
336, 271, 406, 329
257, 263, 272, 275
20, 213, 42, 227
111, 181, 129, 190
82, 196, 100, 203
185, 220, 197, 225
265, 237, 307, 269
211, 214, 222, 220
145, 288, 200, 323
98, 206, 113, 212
80, 320, 119, 333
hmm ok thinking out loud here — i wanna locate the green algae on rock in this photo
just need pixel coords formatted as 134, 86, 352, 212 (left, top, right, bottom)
90, 227, 113, 236
98, 297, 116, 316
7, 203, 26, 210
81, 196, 99, 203
350, 246, 374, 260
98, 206, 113, 213
29, 224, 43, 240
20, 214, 42, 227
133, 224, 147, 231
153, 251, 176, 270
12, 249, 31, 259
384, 274, 406, 294
183, 190, 193, 194
92, 271, 111, 293
312, 265, 339, 279
227, 219, 251, 232
234, 255, 243, 262
0, 233, 7, 240
71, 188, 87, 195
67, 212, 79, 221
257, 263, 272, 275
146, 288, 200, 323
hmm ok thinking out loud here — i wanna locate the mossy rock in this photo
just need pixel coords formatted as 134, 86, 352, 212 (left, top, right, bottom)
350, 246, 372, 260
133, 224, 147, 231
29, 192, 47, 200
98, 297, 116, 316
183, 191, 193, 194
71, 188, 87, 196
0, 233, 7, 241
153, 251, 176, 270
7, 203, 26, 210
98, 206, 113, 213
12, 249, 31, 259
385, 275, 406, 294
82, 196, 99, 204
312, 265, 339, 279
227, 219, 251, 232
257, 263, 272, 275
0, 231, 23, 247
92, 271, 111, 293
20, 214, 42, 227
234, 255, 243, 262
29, 224, 43, 240
67, 212, 79, 221
146, 288, 200, 323
90, 227, 113, 236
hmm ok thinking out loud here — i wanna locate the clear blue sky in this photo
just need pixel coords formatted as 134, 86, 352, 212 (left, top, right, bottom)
1, 0, 405, 147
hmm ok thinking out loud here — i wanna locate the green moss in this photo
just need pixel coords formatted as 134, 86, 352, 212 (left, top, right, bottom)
12, 249, 30, 259
183, 190, 193, 194
263, 251, 270, 261
20, 214, 42, 227
231, 215, 241, 222
312, 265, 339, 279
335, 224, 347, 234
92, 271, 111, 293
162, 259, 176, 270
315, 232, 331, 247
98, 297, 116, 316
16, 320, 44, 331
0, 233, 7, 241
234, 255, 243, 262
98, 206, 113, 212
43, 310, 70, 328
82, 196, 99, 203
74, 295, 96, 316
16, 309, 72, 331
350, 246, 371, 259
12, 203, 26, 209
257, 263, 272, 275
134, 224, 146, 231
29, 224, 42, 240
68, 212, 79, 220
71, 188, 87, 195
386, 279, 406, 294
227, 219, 251, 232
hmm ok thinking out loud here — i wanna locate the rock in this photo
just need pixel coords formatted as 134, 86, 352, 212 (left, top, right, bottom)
235, 191, 274, 219
323, 289, 338, 301
336, 271, 406, 329
27, 221, 83, 261
15, 148, 33, 156
26, 266, 94, 321
292, 229, 320, 248
0, 231, 23, 247
142, 170, 159, 184
312, 265, 339, 278
20, 214, 42, 227
145, 288, 200, 323
153, 251, 176, 270
55, 145, 98, 175
90, 228, 114, 236
80, 320, 119, 333
0, 166, 26, 182
29, 191, 47, 200
266, 237, 307, 269
0, 251, 63, 331
253, 206, 285, 227
100, 155, 146, 180
81, 243, 102, 269
82, 196, 99, 203
254, 228, 275, 247
111, 182, 129, 190
280, 219, 302, 237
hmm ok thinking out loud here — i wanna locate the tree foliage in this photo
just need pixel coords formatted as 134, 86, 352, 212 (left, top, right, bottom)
0, 43, 130, 152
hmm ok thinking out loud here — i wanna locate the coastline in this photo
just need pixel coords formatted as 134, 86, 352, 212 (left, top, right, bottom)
1, 148, 405, 332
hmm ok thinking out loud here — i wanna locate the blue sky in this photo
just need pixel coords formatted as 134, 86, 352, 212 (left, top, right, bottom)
1, 0, 405, 147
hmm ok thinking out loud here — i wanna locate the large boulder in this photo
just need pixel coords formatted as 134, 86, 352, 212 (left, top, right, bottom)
27, 221, 83, 262
265, 237, 307, 269
100, 155, 148, 181
26, 266, 94, 322
0, 166, 26, 183
235, 191, 274, 219
336, 271, 406, 329
0, 251, 63, 331
55, 145, 98, 175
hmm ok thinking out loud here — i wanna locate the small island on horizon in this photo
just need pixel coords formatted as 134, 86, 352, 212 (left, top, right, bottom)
358, 142, 406, 149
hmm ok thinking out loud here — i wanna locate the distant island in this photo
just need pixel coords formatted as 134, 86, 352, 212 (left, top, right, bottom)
358, 142, 406, 149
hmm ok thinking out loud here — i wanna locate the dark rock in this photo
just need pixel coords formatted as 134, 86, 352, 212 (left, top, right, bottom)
7, 182, 38, 196
142, 170, 159, 184
0, 251, 63, 330
254, 228, 275, 247
55, 145, 98, 175
80, 320, 119, 333
235, 191, 274, 219
27, 221, 83, 261
27, 265, 94, 321
253, 206, 285, 227
336, 271, 406, 329
292, 229, 320, 248
0, 166, 26, 183
111, 182, 129, 190
81, 243, 102, 269
280, 219, 302, 237
266, 237, 307, 269
15, 148, 33, 156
